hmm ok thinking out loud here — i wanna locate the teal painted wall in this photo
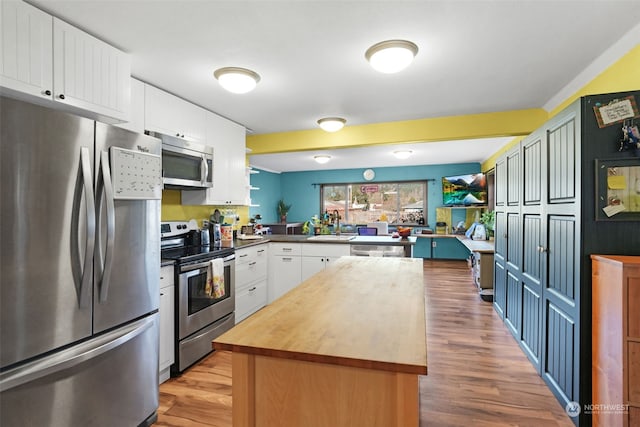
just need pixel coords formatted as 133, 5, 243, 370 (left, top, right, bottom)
249, 169, 282, 223
276, 163, 481, 227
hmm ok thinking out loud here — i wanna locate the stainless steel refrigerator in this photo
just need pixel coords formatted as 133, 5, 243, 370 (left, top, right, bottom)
0, 96, 162, 426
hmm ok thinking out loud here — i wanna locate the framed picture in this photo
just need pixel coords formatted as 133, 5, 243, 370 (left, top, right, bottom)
595, 158, 640, 221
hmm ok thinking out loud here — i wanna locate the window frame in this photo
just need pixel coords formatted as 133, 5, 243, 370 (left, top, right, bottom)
319, 180, 428, 226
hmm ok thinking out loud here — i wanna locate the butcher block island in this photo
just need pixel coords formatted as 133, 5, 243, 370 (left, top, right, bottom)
213, 256, 427, 427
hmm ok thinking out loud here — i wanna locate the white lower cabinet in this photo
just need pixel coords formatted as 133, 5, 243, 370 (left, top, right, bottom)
301, 243, 350, 282
159, 265, 174, 384
235, 245, 268, 323
267, 243, 302, 304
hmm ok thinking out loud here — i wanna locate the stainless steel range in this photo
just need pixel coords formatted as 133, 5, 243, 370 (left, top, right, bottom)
161, 222, 235, 374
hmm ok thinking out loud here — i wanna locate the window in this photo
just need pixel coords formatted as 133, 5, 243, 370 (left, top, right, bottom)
321, 181, 427, 225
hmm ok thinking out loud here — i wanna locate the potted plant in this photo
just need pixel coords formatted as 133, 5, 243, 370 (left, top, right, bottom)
276, 198, 291, 223
480, 210, 495, 240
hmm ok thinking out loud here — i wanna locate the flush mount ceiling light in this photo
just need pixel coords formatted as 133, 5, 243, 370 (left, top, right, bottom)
365, 40, 418, 74
213, 67, 260, 94
317, 117, 346, 132
393, 150, 413, 159
314, 155, 331, 164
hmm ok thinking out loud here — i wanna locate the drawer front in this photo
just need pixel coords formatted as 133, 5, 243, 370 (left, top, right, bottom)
160, 265, 174, 289
301, 243, 350, 257
237, 244, 268, 266
236, 256, 268, 286
235, 279, 267, 323
270, 242, 301, 256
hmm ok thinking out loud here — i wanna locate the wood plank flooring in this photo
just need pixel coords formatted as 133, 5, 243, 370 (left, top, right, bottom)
156, 259, 573, 426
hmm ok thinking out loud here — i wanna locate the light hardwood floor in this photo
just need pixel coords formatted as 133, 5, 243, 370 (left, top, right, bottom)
156, 259, 573, 426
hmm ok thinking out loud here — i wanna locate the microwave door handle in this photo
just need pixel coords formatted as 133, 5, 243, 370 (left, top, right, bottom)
79, 147, 96, 309
201, 155, 208, 185
98, 151, 115, 302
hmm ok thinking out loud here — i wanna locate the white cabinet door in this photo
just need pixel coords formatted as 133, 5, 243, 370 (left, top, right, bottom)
268, 255, 301, 303
144, 84, 205, 141
0, 0, 53, 99
159, 286, 174, 375
159, 265, 174, 383
53, 18, 131, 122
301, 243, 350, 281
181, 110, 247, 206
301, 256, 326, 281
115, 78, 144, 133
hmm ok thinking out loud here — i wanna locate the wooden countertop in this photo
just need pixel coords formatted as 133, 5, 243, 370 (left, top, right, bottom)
214, 256, 427, 375
455, 235, 495, 254
590, 254, 640, 265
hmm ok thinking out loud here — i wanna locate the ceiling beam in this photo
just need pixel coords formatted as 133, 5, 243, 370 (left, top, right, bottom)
246, 108, 548, 155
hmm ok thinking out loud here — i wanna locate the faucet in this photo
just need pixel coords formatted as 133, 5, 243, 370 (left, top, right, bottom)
332, 210, 341, 235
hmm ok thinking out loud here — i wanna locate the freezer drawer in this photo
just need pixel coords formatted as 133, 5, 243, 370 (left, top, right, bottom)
0, 315, 159, 427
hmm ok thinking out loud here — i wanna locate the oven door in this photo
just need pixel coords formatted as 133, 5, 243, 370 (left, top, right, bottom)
177, 254, 235, 340
162, 143, 213, 189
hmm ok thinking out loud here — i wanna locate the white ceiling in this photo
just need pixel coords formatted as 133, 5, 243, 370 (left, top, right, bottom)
28, 0, 640, 172
249, 136, 515, 172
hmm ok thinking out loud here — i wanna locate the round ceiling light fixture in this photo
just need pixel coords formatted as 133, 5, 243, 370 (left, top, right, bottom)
314, 155, 331, 164
393, 150, 413, 159
365, 40, 418, 74
317, 117, 346, 132
213, 67, 260, 94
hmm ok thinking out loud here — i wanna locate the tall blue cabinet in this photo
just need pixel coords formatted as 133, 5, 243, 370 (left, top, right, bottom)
493, 90, 640, 426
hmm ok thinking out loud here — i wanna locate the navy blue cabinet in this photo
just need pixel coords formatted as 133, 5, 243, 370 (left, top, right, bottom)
493, 91, 640, 427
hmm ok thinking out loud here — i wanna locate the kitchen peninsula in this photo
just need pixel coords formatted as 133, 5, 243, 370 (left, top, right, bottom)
213, 256, 427, 427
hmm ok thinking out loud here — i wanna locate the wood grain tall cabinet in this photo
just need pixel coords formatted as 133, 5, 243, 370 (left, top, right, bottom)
591, 255, 640, 427
493, 90, 640, 426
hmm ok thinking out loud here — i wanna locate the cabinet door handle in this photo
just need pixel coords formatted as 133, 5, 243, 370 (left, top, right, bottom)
257, 249, 265, 253
282, 257, 292, 262
239, 254, 248, 258
249, 286, 256, 292
249, 261, 256, 266
282, 248, 292, 252
160, 292, 164, 296
58, 94, 66, 100
43, 89, 52, 96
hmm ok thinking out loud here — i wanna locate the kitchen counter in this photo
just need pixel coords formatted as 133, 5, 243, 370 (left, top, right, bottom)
234, 233, 416, 246
213, 256, 426, 426
455, 235, 495, 253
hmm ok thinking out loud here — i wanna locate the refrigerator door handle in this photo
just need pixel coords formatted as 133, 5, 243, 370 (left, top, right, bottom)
0, 315, 155, 393
96, 151, 116, 302
79, 147, 96, 309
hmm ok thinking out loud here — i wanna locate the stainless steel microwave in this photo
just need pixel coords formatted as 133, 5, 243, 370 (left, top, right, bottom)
148, 132, 214, 189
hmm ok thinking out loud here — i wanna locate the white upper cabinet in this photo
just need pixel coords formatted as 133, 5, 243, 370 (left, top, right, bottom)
115, 78, 144, 134
0, 1, 131, 123
52, 18, 130, 122
144, 83, 206, 142
182, 110, 247, 206
0, 0, 52, 99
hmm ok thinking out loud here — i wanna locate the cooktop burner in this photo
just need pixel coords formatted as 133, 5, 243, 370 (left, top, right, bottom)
161, 244, 234, 264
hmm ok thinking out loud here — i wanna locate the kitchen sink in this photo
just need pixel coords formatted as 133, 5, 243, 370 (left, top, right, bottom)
307, 235, 356, 241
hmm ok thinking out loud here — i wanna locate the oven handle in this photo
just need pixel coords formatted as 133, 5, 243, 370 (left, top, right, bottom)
180, 254, 235, 273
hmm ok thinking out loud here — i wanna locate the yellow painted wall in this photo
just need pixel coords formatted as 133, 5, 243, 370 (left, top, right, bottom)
481, 44, 640, 171
162, 189, 249, 229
